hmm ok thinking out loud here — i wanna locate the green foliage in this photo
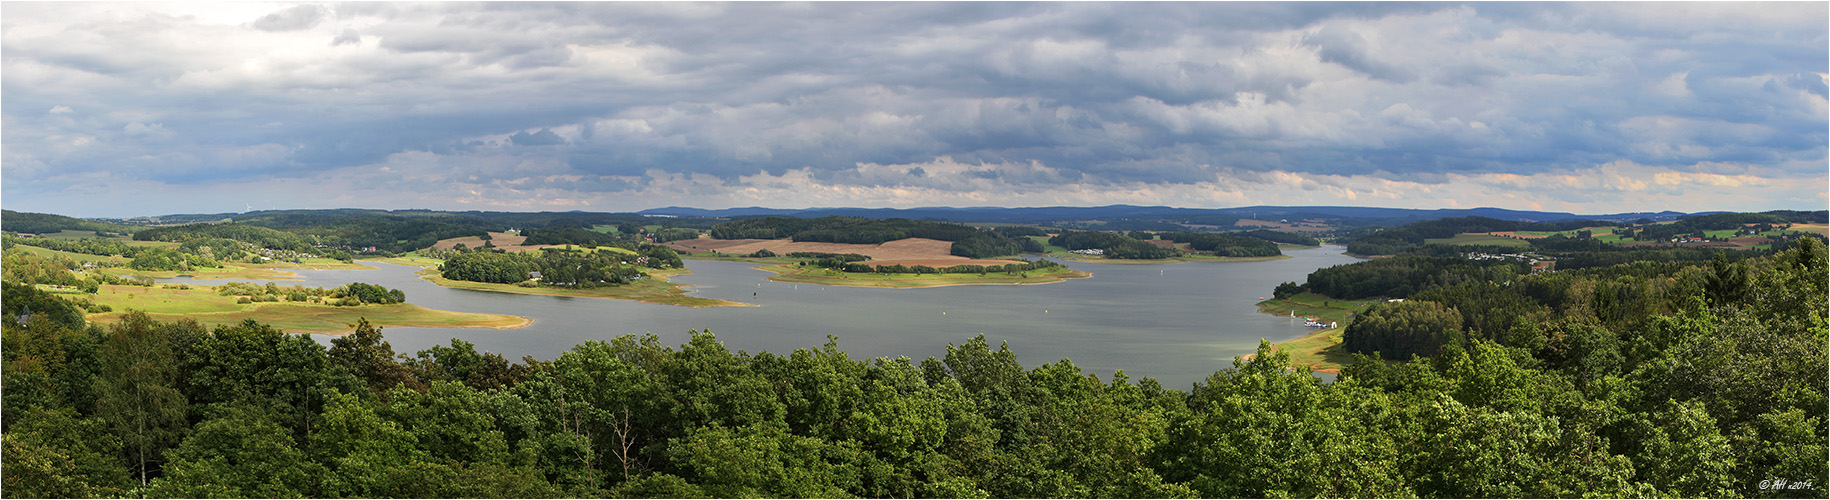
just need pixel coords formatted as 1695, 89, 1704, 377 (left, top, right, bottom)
4, 234, 145, 258
1273, 281, 1304, 300
128, 247, 219, 271
0, 407, 130, 498
2, 281, 88, 330
147, 406, 323, 498
1051, 231, 1179, 259
1238, 229, 1322, 246
1163, 231, 1283, 257
92, 312, 192, 486
440, 248, 649, 287
950, 232, 1027, 259
0, 209, 139, 235
134, 223, 314, 253
1345, 228, 1424, 255
1, 239, 1821, 497
1343, 300, 1464, 360
521, 225, 624, 246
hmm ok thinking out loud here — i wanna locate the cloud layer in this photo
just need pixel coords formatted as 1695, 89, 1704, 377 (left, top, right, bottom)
3, 2, 1824, 217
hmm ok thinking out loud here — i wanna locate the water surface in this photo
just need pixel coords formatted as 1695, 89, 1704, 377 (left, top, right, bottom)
161, 246, 1363, 387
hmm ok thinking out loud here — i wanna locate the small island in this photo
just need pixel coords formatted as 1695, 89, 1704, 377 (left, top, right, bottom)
391, 241, 751, 308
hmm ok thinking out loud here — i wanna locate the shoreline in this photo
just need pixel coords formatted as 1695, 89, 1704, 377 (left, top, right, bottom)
1247, 292, 1378, 373
83, 284, 532, 335
375, 259, 755, 308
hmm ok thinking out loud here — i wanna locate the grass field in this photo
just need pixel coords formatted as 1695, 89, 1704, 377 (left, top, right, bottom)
1424, 233, 1532, 247
84, 284, 529, 334
1249, 292, 1380, 373
754, 263, 1091, 288
9, 244, 118, 263
23, 230, 179, 248
7, 242, 372, 280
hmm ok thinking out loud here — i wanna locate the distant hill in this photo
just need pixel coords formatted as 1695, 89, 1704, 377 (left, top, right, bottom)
638, 205, 1698, 225
0, 209, 141, 234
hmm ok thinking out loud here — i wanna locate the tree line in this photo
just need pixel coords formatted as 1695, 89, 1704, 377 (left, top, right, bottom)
710, 216, 982, 244
5, 259, 1821, 498
1160, 231, 1283, 257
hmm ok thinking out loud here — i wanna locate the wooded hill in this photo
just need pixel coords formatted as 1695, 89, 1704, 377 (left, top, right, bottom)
710, 216, 1042, 259
3, 239, 1822, 498
0, 210, 139, 236
1344, 211, 1829, 256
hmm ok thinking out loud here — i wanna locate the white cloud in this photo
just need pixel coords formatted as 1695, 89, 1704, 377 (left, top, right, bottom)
1, 2, 1822, 216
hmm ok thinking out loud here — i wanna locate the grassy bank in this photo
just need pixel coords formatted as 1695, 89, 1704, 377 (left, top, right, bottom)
1249, 292, 1380, 373
83, 284, 529, 335
753, 263, 1090, 288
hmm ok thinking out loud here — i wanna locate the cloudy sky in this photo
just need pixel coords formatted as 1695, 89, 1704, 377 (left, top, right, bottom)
3, 2, 1825, 218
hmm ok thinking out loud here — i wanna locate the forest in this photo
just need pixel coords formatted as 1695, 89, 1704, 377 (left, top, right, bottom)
1048, 231, 1175, 259
438, 246, 681, 288
0, 208, 1825, 498
2, 239, 1822, 498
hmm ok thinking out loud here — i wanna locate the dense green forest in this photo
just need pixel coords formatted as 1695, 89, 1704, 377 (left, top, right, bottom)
1049, 231, 1176, 259
98, 209, 725, 256
0, 210, 139, 235
1160, 232, 1284, 257
438, 246, 682, 288
4, 235, 1823, 497
1, 209, 1825, 498
1344, 212, 1829, 256
1049, 230, 1288, 259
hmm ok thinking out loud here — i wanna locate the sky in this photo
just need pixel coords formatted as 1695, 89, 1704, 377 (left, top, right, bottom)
2, 2, 1826, 218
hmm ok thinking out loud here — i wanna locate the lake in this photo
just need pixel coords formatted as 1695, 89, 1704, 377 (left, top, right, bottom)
161, 245, 1364, 388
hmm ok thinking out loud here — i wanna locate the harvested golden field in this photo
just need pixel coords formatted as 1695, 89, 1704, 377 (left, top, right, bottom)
672, 237, 1022, 267
1483, 231, 1548, 239
431, 231, 525, 250
1236, 219, 1333, 232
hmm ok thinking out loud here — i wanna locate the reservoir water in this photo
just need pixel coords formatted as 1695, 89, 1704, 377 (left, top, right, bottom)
161, 245, 1363, 388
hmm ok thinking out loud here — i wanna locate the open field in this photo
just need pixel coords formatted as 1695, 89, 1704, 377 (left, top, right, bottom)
1792, 223, 1829, 235
9, 244, 118, 263
430, 232, 639, 254
1425, 233, 1533, 247
83, 284, 529, 334
1235, 218, 1334, 232
1248, 292, 1380, 373
670, 237, 1023, 267
752, 263, 1090, 288
431, 231, 526, 250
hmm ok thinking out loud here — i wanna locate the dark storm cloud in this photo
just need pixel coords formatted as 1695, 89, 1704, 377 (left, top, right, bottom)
2, 2, 1824, 217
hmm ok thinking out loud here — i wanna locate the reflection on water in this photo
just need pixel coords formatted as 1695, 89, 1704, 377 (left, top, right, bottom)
159, 246, 1363, 387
